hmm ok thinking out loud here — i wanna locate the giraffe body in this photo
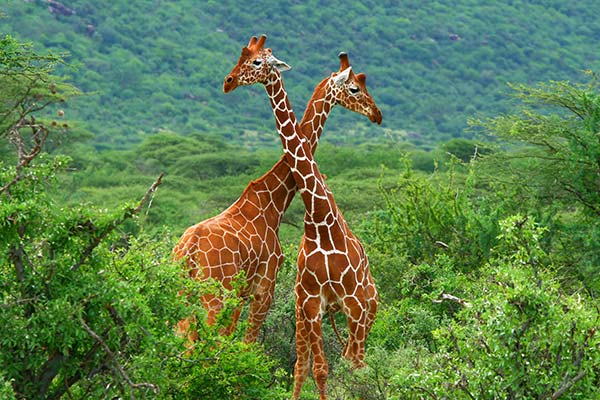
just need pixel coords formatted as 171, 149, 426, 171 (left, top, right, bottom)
173, 160, 292, 341
223, 35, 380, 400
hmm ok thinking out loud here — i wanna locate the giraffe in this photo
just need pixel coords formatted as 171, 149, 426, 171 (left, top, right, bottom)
223, 35, 380, 400
174, 36, 381, 345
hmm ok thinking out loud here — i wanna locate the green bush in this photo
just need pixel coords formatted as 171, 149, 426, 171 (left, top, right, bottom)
328, 216, 600, 400
362, 157, 503, 302
430, 216, 600, 399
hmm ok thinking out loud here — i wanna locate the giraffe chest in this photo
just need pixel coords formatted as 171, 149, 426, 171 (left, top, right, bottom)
299, 233, 368, 281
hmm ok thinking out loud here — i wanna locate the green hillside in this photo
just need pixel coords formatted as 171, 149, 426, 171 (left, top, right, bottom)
3, 0, 599, 149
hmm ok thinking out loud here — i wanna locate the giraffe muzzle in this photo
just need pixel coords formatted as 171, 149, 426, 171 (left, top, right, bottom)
223, 75, 237, 93
370, 108, 382, 125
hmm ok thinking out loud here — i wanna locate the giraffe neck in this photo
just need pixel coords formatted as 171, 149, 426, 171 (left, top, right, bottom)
300, 80, 334, 154
227, 78, 336, 228
228, 159, 295, 227
265, 70, 335, 225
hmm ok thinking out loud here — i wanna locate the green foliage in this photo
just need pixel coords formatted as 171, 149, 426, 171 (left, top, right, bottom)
0, 374, 16, 400
0, 34, 79, 137
4, 1, 600, 148
472, 73, 600, 292
363, 157, 502, 297
326, 217, 600, 400
440, 138, 492, 163
429, 216, 600, 399
472, 73, 600, 216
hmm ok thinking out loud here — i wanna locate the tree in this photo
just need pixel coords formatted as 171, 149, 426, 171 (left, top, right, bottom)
0, 34, 170, 398
471, 72, 600, 292
472, 72, 600, 216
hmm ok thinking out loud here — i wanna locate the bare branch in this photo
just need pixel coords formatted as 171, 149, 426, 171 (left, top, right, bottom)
415, 385, 439, 399
80, 318, 158, 399
70, 173, 164, 272
433, 292, 471, 308
551, 370, 586, 400
132, 173, 164, 215
0, 117, 49, 195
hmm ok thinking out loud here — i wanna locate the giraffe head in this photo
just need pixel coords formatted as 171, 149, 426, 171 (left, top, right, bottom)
327, 52, 382, 125
223, 35, 291, 93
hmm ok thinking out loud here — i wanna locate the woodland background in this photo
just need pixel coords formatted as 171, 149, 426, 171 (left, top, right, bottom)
1, 1, 599, 399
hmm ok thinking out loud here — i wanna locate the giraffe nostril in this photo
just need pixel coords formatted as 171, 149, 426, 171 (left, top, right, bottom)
226, 76, 234, 83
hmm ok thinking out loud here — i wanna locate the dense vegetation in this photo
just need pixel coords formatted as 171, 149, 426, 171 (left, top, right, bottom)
2, 0, 600, 149
2, 3, 600, 399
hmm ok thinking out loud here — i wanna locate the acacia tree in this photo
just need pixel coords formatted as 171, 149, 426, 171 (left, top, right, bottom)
473, 73, 600, 215
471, 72, 600, 292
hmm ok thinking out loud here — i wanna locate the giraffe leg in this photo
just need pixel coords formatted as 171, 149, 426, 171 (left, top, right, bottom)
300, 298, 328, 400
201, 292, 223, 327
175, 315, 199, 343
220, 306, 242, 337
342, 296, 368, 368
365, 293, 378, 339
174, 292, 223, 351
244, 256, 281, 343
292, 312, 311, 400
310, 321, 328, 400
344, 319, 367, 368
174, 288, 199, 345
244, 279, 276, 343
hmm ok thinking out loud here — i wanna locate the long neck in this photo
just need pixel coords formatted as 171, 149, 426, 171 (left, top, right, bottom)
228, 79, 335, 227
300, 80, 334, 155
265, 70, 335, 224
228, 158, 295, 227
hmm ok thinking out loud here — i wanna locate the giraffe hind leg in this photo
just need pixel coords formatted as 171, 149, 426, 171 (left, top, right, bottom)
341, 296, 368, 368
292, 306, 312, 399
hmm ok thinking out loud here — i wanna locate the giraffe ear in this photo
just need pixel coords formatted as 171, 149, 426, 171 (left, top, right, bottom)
267, 54, 292, 72
333, 67, 352, 86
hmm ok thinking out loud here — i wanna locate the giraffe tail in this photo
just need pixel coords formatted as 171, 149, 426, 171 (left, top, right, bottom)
329, 311, 344, 347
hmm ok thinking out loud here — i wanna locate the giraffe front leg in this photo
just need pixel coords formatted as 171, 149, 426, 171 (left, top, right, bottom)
243, 278, 276, 343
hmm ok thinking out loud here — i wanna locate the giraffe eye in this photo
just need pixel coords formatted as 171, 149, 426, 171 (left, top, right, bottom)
252, 59, 263, 67
349, 86, 360, 94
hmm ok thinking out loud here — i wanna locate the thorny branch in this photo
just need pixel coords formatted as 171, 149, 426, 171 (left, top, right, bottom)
80, 318, 158, 399
0, 115, 49, 195
70, 173, 164, 272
